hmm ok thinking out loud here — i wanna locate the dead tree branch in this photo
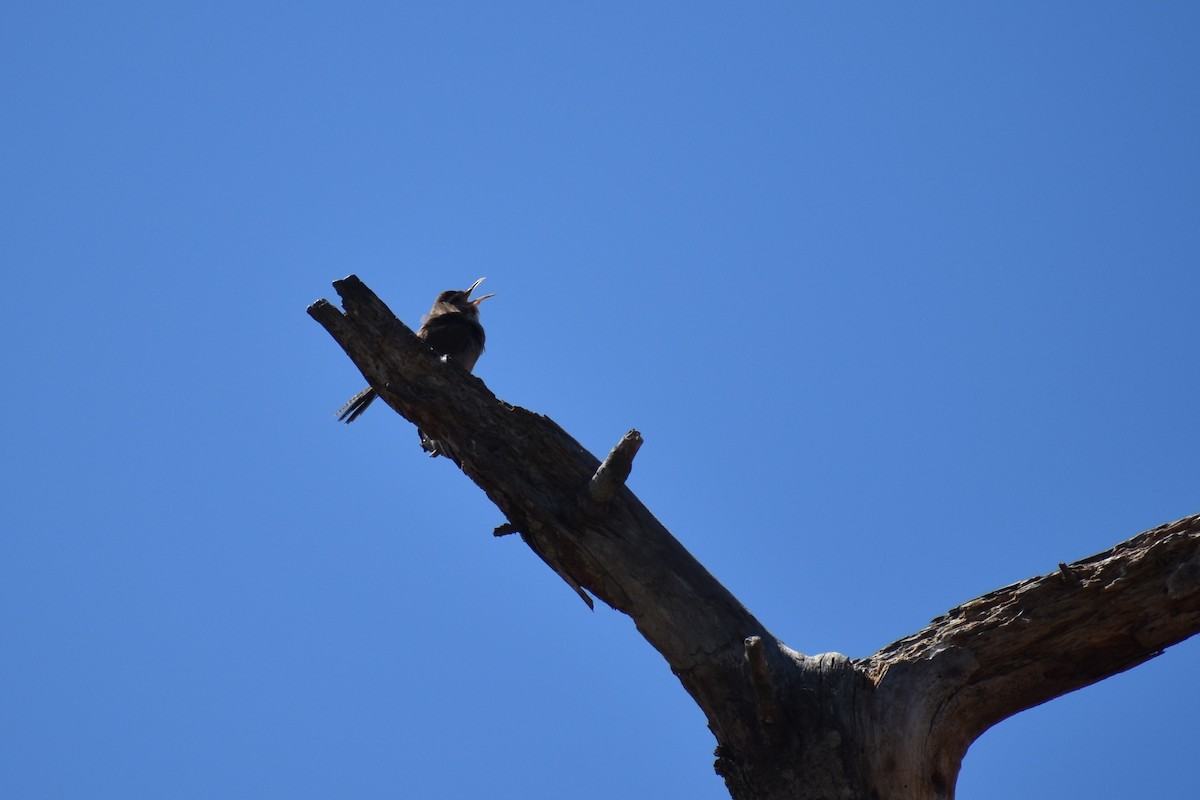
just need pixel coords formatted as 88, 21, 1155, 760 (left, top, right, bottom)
310, 276, 1200, 800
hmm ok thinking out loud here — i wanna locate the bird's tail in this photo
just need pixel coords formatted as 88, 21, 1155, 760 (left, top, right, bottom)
335, 387, 377, 424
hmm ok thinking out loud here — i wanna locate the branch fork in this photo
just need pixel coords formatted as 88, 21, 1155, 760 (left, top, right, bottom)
310, 277, 1200, 800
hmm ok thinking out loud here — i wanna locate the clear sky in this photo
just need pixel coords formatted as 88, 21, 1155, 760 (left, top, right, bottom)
3, 3, 1198, 798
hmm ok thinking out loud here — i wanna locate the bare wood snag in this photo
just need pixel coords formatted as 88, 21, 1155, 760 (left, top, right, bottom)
309, 276, 1200, 800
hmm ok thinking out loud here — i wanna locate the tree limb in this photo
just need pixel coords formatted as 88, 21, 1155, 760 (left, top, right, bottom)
310, 276, 1200, 800
861, 512, 1200, 793
309, 276, 774, 748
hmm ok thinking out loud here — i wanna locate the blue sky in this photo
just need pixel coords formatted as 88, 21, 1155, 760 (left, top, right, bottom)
3, 3, 1198, 798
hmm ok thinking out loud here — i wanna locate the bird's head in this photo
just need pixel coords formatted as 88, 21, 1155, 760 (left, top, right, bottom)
435, 277, 496, 317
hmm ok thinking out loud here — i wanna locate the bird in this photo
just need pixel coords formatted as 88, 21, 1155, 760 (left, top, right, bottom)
336, 277, 496, 424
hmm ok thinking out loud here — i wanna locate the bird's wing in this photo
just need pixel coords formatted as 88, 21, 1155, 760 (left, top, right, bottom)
418, 314, 486, 371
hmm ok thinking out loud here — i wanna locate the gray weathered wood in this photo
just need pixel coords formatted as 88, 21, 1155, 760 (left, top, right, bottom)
310, 276, 1200, 800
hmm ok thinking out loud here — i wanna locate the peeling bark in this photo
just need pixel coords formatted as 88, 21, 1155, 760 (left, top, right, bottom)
310, 276, 1200, 800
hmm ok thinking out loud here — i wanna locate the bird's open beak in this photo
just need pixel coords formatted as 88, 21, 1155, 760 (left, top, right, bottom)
466, 277, 497, 306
